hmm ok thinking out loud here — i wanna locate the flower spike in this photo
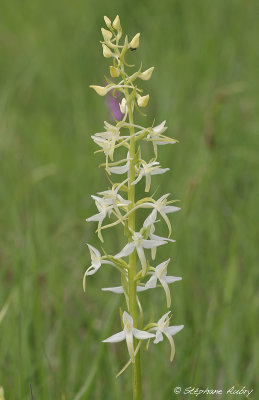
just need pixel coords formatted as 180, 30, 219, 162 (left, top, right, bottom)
86, 15, 184, 390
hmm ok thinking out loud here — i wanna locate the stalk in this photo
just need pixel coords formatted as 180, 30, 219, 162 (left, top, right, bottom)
125, 85, 142, 400
87, 14, 184, 400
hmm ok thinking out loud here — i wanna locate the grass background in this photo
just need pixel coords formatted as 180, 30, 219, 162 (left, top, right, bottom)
1, 0, 258, 399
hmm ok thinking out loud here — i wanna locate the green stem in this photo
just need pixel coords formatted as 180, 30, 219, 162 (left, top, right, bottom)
124, 86, 142, 400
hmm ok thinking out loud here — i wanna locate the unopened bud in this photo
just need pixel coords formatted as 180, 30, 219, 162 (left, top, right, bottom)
120, 98, 127, 114
137, 94, 150, 107
139, 67, 154, 81
130, 33, 140, 49
104, 16, 112, 28
110, 66, 120, 78
90, 85, 108, 96
101, 28, 112, 41
102, 44, 113, 58
113, 15, 121, 30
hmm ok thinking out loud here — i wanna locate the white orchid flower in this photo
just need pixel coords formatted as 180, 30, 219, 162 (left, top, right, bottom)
151, 312, 184, 361
145, 259, 182, 307
114, 231, 167, 275
103, 311, 155, 362
146, 121, 177, 156
97, 179, 130, 221
86, 196, 113, 241
143, 194, 180, 236
143, 217, 176, 259
83, 244, 115, 290
132, 160, 169, 192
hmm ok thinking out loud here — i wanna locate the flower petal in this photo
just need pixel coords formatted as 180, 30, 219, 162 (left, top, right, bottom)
136, 245, 147, 274
165, 325, 184, 336
143, 209, 157, 227
132, 328, 155, 340
166, 276, 182, 284
159, 278, 172, 308
145, 275, 157, 289
86, 211, 106, 222
164, 205, 181, 214
102, 286, 124, 294
114, 242, 135, 259
125, 331, 135, 363
150, 167, 170, 176
109, 163, 129, 174
142, 239, 167, 249
102, 330, 126, 343
131, 170, 144, 186
154, 330, 164, 344
164, 331, 176, 362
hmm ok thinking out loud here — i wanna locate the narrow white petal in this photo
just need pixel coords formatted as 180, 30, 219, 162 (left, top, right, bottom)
166, 276, 182, 284
143, 209, 157, 227
102, 286, 124, 293
125, 331, 135, 363
145, 173, 151, 192
109, 163, 129, 174
132, 328, 155, 340
114, 242, 135, 259
131, 171, 144, 186
153, 120, 167, 133
142, 239, 167, 249
160, 278, 172, 308
150, 233, 175, 243
85, 262, 101, 276
157, 311, 171, 326
165, 325, 184, 336
136, 245, 147, 273
136, 285, 150, 292
164, 332, 176, 362
86, 211, 106, 222
123, 311, 134, 328
145, 275, 157, 288
150, 167, 170, 176
102, 331, 126, 343
164, 205, 181, 213
160, 211, 172, 236
87, 244, 101, 259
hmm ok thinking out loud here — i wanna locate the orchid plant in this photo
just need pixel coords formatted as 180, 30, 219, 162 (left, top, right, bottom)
85, 15, 183, 399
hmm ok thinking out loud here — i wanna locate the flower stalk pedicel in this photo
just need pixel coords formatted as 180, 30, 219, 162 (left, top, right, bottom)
85, 15, 183, 399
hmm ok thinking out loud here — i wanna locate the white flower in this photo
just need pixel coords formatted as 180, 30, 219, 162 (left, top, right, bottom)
143, 194, 180, 236
86, 195, 113, 241
147, 222, 175, 260
151, 312, 184, 361
114, 231, 167, 275
132, 161, 169, 192
97, 179, 130, 219
83, 245, 114, 290
145, 259, 182, 307
146, 121, 177, 156
103, 311, 154, 362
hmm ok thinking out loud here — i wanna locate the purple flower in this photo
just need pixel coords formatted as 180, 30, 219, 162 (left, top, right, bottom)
106, 90, 124, 121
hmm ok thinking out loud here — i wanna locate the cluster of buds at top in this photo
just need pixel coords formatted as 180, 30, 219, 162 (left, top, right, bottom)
85, 15, 183, 374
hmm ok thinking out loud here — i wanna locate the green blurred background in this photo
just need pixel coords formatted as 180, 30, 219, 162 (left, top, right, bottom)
1, 0, 258, 399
